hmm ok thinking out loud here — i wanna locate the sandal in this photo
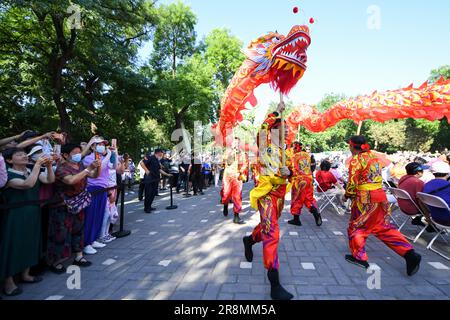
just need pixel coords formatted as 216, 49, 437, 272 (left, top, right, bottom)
21, 276, 43, 284
73, 257, 92, 268
49, 264, 67, 274
3, 287, 23, 297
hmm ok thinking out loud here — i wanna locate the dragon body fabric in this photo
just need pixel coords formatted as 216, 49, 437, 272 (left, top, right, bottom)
213, 25, 311, 145
286, 78, 450, 143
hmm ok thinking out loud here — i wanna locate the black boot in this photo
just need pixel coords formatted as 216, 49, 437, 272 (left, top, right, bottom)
267, 269, 293, 300
288, 215, 302, 226
223, 204, 229, 217
404, 249, 421, 276
345, 254, 369, 269
243, 236, 255, 262
310, 206, 322, 226
233, 213, 246, 224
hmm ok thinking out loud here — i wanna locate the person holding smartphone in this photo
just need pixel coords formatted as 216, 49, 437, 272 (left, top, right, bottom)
0, 148, 55, 296
81, 137, 112, 254
48, 144, 100, 273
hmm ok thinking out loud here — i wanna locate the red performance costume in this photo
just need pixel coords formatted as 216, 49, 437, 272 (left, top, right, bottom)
243, 112, 294, 300
344, 137, 421, 276
250, 161, 259, 186
287, 142, 322, 226
221, 146, 248, 224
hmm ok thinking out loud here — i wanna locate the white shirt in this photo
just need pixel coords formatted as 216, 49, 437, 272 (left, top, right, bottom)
138, 161, 146, 179
108, 164, 117, 187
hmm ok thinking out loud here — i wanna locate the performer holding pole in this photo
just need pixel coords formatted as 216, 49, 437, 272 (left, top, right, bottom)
213, 23, 312, 300
243, 101, 294, 300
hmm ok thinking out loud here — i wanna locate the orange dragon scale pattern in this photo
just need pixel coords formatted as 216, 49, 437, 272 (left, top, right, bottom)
287, 78, 450, 142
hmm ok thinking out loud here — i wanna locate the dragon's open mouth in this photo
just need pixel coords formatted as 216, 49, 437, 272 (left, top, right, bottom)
271, 24, 311, 72
272, 31, 310, 69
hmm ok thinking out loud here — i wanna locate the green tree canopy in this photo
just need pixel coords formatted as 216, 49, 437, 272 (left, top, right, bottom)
150, 0, 197, 76
0, 0, 157, 158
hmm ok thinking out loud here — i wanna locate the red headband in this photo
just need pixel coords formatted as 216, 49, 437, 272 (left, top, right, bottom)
349, 140, 371, 151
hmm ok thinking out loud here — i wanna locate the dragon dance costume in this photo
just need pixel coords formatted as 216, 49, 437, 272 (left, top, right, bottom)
221, 147, 248, 224
344, 139, 421, 275
243, 111, 294, 300
287, 142, 322, 227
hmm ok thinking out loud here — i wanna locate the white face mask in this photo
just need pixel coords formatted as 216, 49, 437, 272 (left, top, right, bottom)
96, 145, 106, 154
71, 153, 82, 163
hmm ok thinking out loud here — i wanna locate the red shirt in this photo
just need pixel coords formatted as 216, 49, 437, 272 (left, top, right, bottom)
398, 175, 424, 215
316, 170, 337, 192
55, 161, 87, 197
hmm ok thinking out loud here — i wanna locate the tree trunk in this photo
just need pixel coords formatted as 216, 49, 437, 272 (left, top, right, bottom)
174, 113, 183, 131
174, 104, 191, 131
172, 39, 177, 78
84, 75, 99, 112
356, 121, 363, 135
48, 14, 77, 138
50, 54, 71, 135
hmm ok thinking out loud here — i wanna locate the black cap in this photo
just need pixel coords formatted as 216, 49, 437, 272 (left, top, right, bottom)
405, 162, 429, 175
61, 143, 82, 155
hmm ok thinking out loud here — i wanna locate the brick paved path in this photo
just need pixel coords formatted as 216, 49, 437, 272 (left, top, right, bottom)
5, 183, 450, 300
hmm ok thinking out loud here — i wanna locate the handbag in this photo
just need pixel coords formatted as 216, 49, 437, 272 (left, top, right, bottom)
63, 190, 92, 214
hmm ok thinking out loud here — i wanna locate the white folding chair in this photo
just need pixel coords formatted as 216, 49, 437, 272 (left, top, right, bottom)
384, 183, 400, 227
314, 180, 346, 216
388, 187, 430, 243
416, 193, 450, 261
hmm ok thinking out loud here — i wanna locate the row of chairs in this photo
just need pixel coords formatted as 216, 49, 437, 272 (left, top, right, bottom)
388, 187, 450, 261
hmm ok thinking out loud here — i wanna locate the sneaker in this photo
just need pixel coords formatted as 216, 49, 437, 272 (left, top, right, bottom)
83, 245, 97, 255
92, 241, 106, 249
99, 236, 114, 244
106, 234, 116, 242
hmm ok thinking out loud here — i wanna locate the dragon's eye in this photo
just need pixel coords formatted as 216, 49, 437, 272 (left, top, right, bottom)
273, 37, 280, 42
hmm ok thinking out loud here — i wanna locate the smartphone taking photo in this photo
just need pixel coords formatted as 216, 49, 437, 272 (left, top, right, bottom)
53, 144, 61, 155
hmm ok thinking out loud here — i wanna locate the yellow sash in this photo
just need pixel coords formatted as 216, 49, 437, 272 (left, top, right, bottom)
356, 183, 383, 191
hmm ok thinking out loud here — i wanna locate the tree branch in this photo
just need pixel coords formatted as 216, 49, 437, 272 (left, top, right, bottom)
51, 14, 67, 52
178, 104, 191, 116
